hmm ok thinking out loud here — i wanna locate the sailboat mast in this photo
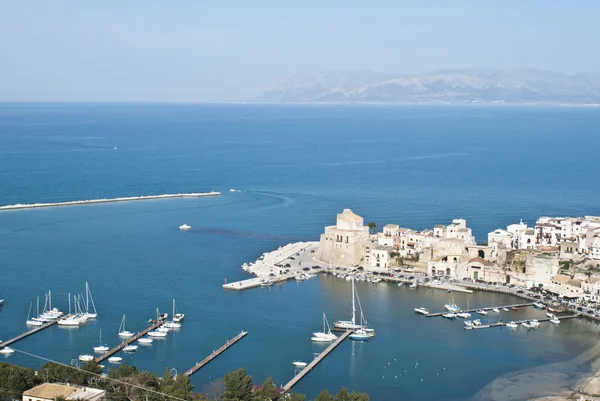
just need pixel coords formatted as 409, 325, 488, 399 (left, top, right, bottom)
86, 282, 90, 313
351, 276, 356, 325
49, 290, 52, 310
173, 299, 175, 320
68, 293, 71, 315
36, 296, 40, 318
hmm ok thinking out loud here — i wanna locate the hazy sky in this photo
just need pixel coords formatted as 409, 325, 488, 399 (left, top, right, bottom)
1, 1, 599, 102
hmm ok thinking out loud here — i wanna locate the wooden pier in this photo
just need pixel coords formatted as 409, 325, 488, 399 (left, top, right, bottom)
465, 313, 581, 330
94, 321, 163, 363
183, 331, 248, 377
281, 330, 352, 393
426, 302, 535, 317
0, 320, 58, 349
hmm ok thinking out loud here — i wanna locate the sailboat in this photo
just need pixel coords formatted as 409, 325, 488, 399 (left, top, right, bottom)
84, 282, 98, 319
164, 300, 182, 329
93, 330, 109, 353
334, 276, 364, 331
312, 313, 337, 342
74, 295, 88, 324
148, 309, 167, 338
26, 300, 43, 326
40, 290, 63, 320
57, 293, 80, 327
118, 315, 134, 338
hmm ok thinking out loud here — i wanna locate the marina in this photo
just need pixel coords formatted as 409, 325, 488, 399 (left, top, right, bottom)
425, 303, 535, 317
281, 330, 352, 393
0, 320, 58, 349
183, 331, 248, 377
464, 313, 581, 330
94, 320, 164, 363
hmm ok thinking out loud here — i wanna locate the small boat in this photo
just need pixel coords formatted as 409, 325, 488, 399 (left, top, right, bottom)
293, 361, 307, 368
0, 347, 14, 355
173, 313, 185, 323
312, 313, 337, 342
260, 281, 274, 288
0, 300, 3, 305
57, 317, 80, 326
534, 302, 546, 309
157, 326, 171, 333
349, 329, 370, 341
123, 345, 138, 352
138, 337, 153, 345
530, 320, 540, 327
521, 321, 533, 328
93, 330, 109, 353
83, 282, 98, 319
476, 310, 488, 315
506, 322, 518, 329
442, 313, 457, 319
334, 276, 365, 331
397, 282, 404, 287
511, 307, 519, 311
78, 354, 94, 362
502, 308, 509, 312
179, 224, 191, 231
472, 319, 482, 326
409, 282, 418, 289
26, 299, 44, 326
311, 336, 335, 342
464, 320, 473, 327
108, 356, 123, 364
546, 312, 554, 319
550, 317, 560, 324
456, 312, 471, 319
118, 315, 134, 338
164, 300, 183, 328
548, 307, 556, 312
492, 308, 500, 313
444, 302, 461, 313
148, 330, 167, 338
414, 307, 429, 315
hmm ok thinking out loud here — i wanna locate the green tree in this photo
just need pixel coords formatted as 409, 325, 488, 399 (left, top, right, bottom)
334, 388, 350, 401
69, 361, 102, 386
288, 392, 306, 401
253, 376, 277, 401
314, 390, 334, 401
349, 392, 369, 401
223, 368, 253, 401
108, 363, 139, 379
38, 362, 70, 383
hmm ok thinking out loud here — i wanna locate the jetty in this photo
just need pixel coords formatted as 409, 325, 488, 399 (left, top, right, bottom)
465, 313, 581, 330
94, 321, 163, 363
183, 331, 248, 377
426, 302, 535, 317
281, 330, 352, 393
0, 320, 58, 349
0, 191, 221, 212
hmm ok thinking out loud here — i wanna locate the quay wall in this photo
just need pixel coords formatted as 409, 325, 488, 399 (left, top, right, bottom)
0, 192, 221, 211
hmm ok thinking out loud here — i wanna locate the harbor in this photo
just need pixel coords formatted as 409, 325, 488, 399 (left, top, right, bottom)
94, 319, 164, 363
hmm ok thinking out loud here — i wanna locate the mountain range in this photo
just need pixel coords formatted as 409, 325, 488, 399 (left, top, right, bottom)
253, 68, 600, 104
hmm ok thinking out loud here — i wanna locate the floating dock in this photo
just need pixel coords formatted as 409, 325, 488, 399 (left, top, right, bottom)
465, 313, 581, 330
281, 330, 352, 393
426, 303, 535, 317
183, 331, 248, 377
0, 191, 221, 211
0, 320, 58, 349
94, 321, 163, 363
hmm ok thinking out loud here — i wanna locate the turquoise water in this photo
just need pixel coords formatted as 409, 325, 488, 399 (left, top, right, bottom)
1, 104, 600, 400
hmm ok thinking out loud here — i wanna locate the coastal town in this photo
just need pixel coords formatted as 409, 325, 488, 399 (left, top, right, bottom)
233, 209, 600, 307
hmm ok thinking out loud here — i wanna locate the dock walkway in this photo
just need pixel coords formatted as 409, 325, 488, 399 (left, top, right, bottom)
183, 331, 248, 377
426, 303, 535, 317
282, 330, 352, 393
94, 321, 163, 363
465, 313, 581, 330
0, 320, 58, 348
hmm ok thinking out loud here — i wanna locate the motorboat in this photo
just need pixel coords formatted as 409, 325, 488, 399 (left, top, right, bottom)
349, 329, 370, 341
78, 354, 94, 362
26, 319, 43, 327
312, 313, 337, 342
164, 321, 181, 329
534, 302, 546, 309
444, 303, 461, 313
414, 307, 429, 316
57, 317, 80, 327
0, 347, 14, 355
472, 319, 482, 326
138, 337, 153, 345
93, 330, 109, 353
293, 361, 307, 368
157, 326, 171, 333
464, 320, 473, 327
511, 307, 519, 311
164, 300, 183, 328
550, 317, 560, 324
506, 322, 518, 329
179, 224, 191, 231
148, 330, 167, 338
397, 282, 404, 287
546, 312, 554, 319
118, 315, 134, 337
456, 312, 472, 319
174, 313, 185, 323
312, 335, 335, 342
442, 313, 457, 319
108, 356, 123, 364
530, 320, 540, 327
260, 281, 274, 288
502, 308, 510, 312
409, 282, 418, 289
492, 308, 500, 313
123, 345, 138, 352
521, 321, 533, 328
476, 310, 488, 315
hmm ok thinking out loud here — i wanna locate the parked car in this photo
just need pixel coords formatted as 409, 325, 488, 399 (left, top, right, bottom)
289, 257, 295, 260
284, 263, 291, 268
302, 267, 310, 271
516, 290, 524, 294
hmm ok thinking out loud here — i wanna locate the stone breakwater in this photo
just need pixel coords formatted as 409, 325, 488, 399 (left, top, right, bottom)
0, 191, 221, 211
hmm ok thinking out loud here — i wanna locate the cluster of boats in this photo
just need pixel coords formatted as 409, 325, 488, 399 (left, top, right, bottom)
25, 283, 98, 328
78, 300, 184, 364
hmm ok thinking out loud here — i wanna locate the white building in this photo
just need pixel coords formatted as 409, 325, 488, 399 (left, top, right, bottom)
23, 383, 105, 401
582, 277, 600, 301
592, 235, 600, 261
368, 245, 393, 270
316, 209, 370, 267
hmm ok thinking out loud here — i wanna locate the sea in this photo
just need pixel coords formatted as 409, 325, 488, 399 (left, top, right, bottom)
1, 103, 600, 401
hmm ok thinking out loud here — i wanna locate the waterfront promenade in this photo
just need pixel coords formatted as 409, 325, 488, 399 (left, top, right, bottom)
0, 191, 221, 211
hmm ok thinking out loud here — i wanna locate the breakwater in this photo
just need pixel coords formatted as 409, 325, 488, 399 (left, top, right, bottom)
0, 192, 221, 211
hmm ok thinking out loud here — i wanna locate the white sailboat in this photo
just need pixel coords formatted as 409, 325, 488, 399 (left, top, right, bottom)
350, 287, 373, 341
40, 291, 63, 320
138, 337, 153, 345
74, 295, 88, 324
26, 300, 43, 326
293, 361, 307, 368
93, 330, 109, 353
164, 300, 182, 329
57, 293, 80, 327
78, 354, 94, 362
123, 345, 138, 352
506, 321, 518, 329
108, 356, 123, 364
334, 276, 363, 330
84, 282, 98, 319
0, 347, 15, 355
148, 329, 167, 338
312, 313, 337, 342
118, 315, 134, 338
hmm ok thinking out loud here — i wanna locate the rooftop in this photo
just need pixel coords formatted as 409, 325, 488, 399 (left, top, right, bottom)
23, 384, 78, 400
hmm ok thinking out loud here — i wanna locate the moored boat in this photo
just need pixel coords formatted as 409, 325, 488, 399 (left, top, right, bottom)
476, 309, 488, 315
0, 347, 15, 355
349, 328, 370, 341
293, 361, 307, 368
506, 321, 518, 329
138, 337, 153, 345
108, 356, 123, 364
123, 345, 138, 352
118, 315, 134, 337
414, 307, 429, 315
78, 354, 94, 362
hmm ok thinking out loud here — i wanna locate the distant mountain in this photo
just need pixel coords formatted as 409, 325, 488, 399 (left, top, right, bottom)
254, 68, 600, 104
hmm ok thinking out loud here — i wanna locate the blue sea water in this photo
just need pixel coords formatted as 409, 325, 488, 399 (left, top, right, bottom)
1, 103, 600, 400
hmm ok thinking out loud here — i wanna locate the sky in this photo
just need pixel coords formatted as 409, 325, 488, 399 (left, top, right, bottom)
0, 1, 599, 102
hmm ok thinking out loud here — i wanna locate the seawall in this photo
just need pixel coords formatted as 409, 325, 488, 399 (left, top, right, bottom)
0, 191, 221, 211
